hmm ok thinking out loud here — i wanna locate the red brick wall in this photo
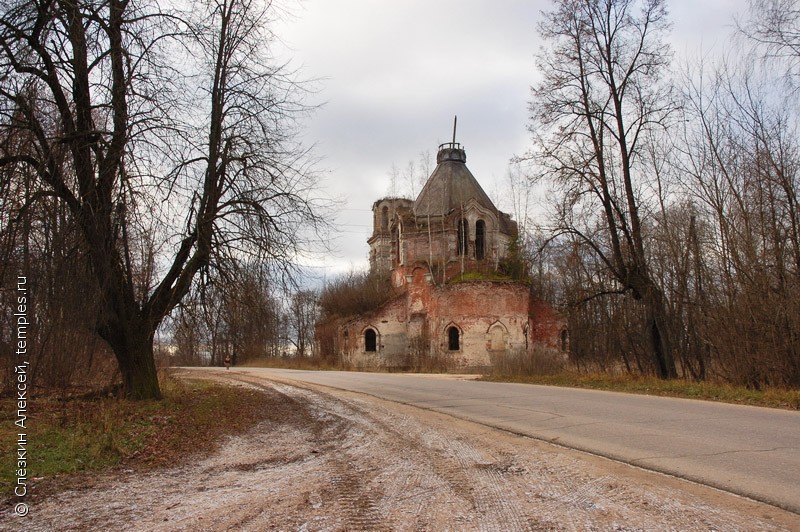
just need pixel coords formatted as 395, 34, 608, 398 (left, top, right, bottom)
321, 276, 565, 369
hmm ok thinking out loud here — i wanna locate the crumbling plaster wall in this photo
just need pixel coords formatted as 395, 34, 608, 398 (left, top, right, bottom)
340, 273, 548, 370
428, 281, 532, 367
338, 296, 408, 369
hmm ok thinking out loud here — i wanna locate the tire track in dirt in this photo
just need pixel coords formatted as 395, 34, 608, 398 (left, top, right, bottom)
201, 374, 392, 531
326, 457, 388, 531
309, 402, 390, 531
422, 434, 533, 531
262, 378, 518, 529
268, 378, 538, 530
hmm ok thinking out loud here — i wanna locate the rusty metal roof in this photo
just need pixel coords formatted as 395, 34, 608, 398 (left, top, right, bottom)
413, 143, 499, 218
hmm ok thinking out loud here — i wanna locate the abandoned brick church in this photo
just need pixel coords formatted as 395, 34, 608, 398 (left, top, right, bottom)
323, 136, 565, 370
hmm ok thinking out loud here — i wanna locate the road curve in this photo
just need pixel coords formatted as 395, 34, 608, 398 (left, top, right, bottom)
202, 367, 800, 514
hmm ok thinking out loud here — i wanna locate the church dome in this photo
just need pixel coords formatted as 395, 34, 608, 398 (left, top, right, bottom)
413, 142, 498, 217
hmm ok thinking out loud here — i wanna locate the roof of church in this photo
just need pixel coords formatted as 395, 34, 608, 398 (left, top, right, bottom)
413, 142, 499, 218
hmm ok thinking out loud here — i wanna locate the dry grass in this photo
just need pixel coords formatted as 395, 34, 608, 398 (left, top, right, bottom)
0, 371, 273, 499
242, 355, 341, 371
481, 372, 800, 410
489, 348, 566, 376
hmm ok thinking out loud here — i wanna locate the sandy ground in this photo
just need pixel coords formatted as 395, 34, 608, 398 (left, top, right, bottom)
5, 368, 799, 531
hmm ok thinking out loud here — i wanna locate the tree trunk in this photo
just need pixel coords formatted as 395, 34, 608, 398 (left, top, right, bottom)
644, 287, 678, 380
104, 323, 162, 400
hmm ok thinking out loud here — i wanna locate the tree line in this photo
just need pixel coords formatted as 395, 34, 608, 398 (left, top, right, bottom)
169, 263, 319, 367
524, 0, 800, 388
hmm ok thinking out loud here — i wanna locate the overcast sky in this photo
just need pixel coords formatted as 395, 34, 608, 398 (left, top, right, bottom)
273, 0, 750, 282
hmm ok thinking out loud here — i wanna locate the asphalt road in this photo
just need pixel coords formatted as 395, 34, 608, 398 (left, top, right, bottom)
215, 367, 800, 514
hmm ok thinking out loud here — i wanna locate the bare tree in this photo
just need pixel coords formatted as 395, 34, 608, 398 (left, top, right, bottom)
220, 268, 283, 363
0, 122, 116, 391
0, 0, 323, 398
387, 150, 433, 199
739, 0, 800, 86
288, 289, 318, 358
171, 261, 287, 366
678, 46, 800, 387
529, 0, 678, 378
172, 299, 208, 366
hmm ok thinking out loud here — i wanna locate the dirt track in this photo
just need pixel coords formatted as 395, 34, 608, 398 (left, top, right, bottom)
11, 369, 800, 531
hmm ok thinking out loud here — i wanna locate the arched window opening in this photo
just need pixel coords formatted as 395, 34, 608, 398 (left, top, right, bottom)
381, 206, 389, 232
457, 218, 468, 256
475, 220, 486, 260
560, 329, 568, 352
448, 326, 460, 351
365, 329, 377, 352
392, 227, 399, 266
490, 324, 505, 351
397, 222, 405, 265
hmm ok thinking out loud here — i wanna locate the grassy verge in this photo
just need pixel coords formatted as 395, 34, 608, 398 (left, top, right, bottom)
1, 372, 272, 499
482, 373, 800, 410
242, 356, 341, 371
